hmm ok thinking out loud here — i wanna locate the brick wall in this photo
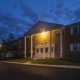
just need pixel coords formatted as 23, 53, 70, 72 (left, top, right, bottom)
63, 25, 80, 58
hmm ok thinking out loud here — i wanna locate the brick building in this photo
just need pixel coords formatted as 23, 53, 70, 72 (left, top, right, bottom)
18, 22, 80, 59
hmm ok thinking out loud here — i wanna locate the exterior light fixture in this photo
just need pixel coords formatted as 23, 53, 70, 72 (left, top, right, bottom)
42, 32, 45, 36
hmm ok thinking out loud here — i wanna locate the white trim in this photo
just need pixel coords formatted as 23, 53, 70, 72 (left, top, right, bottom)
35, 44, 55, 59
70, 27, 73, 34
31, 35, 33, 58
70, 25, 80, 34
70, 44, 73, 51
70, 43, 80, 51
60, 28, 63, 59
24, 36, 26, 59
50, 30, 52, 58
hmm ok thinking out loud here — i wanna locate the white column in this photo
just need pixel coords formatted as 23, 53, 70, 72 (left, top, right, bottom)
60, 28, 63, 59
0, 45, 1, 54
53, 44, 55, 58
50, 30, 52, 58
24, 36, 26, 59
31, 35, 33, 58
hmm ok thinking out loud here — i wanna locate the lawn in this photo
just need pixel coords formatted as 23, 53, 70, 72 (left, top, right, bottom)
0, 57, 32, 63
32, 58, 80, 66
0, 57, 80, 66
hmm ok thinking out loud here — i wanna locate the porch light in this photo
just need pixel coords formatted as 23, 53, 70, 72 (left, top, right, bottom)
42, 32, 46, 36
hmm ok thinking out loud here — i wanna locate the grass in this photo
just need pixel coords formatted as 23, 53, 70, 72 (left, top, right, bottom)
0, 57, 80, 66
32, 58, 80, 66
0, 57, 32, 63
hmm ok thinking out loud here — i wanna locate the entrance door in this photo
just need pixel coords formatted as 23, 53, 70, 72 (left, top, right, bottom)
35, 44, 55, 59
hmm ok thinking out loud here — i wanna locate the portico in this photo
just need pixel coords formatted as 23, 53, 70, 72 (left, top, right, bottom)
24, 27, 63, 59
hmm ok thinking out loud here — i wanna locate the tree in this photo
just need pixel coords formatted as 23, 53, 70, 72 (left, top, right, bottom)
1, 39, 7, 57
1, 33, 17, 58
6, 33, 15, 57
7, 33, 14, 42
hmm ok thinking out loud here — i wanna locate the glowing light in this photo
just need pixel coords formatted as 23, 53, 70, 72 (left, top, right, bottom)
42, 32, 46, 36
0, 44, 2, 48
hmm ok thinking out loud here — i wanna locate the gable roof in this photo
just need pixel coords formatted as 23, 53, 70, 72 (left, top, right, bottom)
25, 21, 64, 36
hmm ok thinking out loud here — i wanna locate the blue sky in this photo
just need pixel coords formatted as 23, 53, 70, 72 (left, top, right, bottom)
0, 0, 80, 42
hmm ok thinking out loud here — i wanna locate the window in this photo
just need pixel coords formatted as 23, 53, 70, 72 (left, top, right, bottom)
45, 42, 48, 45
45, 48, 48, 53
41, 43, 43, 45
73, 27, 78, 34
70, 43, 80, 51
41, 48, 43, 53
37, 48, 39, 53
52, 47, 53, 52
79, 27, 80, 33
79, 43, 80, 50
71, 26, 80, 34
73, 44, 78, 51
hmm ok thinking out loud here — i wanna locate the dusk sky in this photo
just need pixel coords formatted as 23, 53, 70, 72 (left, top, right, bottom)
0, 0, 80, 43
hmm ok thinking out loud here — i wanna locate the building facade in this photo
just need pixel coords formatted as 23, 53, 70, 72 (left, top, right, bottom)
18, 22, 80, 59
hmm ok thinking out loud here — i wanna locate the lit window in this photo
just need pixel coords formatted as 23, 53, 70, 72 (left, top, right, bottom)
45, 48, 48, 53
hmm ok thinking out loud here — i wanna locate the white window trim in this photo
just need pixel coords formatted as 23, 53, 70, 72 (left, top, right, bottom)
71, 26, 80, 34
70, 43, 80, 51
70, 44, 73, 51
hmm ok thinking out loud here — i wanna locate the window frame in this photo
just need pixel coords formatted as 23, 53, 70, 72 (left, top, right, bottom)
71, 26, 80, 34
41, 48, 43, 53
70, 43, 80, 51
52, 47, 53, 52
36, 48, 39, 53
45, 47, 48, 53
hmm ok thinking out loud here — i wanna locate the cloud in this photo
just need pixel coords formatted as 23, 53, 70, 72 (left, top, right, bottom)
0, 12, 33, 41
0, 13, 32, 26
0, 26, 9, 40
12, 3, 18, 9
73, 7, 80, 22
39, 2, 78, 25
19, 0, 39, 22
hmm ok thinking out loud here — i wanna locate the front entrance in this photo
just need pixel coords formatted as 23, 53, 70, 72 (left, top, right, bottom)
34, 43, 55, 59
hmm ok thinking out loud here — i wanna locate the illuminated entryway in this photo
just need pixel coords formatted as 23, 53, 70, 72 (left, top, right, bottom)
34, 43, 55, 59
24, 27, 63, 59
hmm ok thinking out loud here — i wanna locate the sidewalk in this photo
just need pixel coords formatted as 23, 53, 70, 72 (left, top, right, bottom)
0, 61, 80, 69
